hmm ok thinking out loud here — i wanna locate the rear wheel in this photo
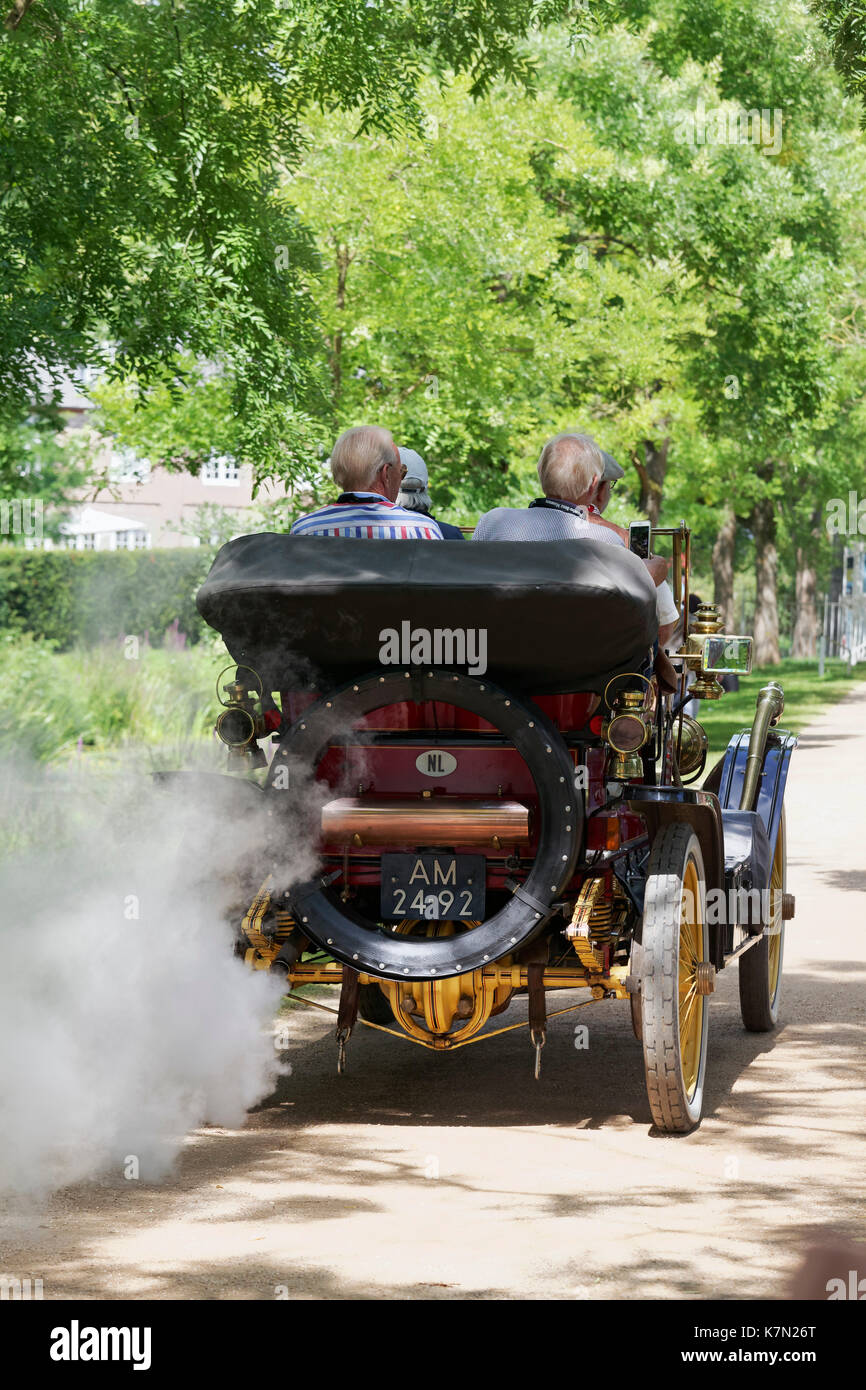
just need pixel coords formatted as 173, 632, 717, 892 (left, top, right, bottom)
739, 810, 786, 1031
640, 825, 710, 1133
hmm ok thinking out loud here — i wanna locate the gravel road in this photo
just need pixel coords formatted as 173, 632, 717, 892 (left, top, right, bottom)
3, 683, 864, 1300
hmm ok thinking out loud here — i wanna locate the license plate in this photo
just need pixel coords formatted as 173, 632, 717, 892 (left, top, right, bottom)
380, 853, 486, 921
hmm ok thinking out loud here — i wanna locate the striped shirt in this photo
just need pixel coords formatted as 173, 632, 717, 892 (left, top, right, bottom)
291, 492, 443, 541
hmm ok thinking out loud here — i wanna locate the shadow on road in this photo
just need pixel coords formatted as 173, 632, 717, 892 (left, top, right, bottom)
249, 963, 861, 1148
2, 962, 861, 1300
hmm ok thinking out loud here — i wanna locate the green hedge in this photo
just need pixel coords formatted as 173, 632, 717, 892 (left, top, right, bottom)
0, 546, 214, 648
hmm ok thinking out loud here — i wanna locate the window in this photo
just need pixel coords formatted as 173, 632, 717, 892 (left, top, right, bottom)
201, 455, 240, 486
115, 529, 150, 550
108, 448, 151, 484
77, 533, 96, 550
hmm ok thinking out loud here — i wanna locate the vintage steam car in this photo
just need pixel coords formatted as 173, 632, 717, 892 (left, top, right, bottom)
192, 525, 796, 1133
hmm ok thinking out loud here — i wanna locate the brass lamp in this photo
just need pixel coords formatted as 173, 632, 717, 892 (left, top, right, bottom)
605, 689, 651, 779
684, 603, 725, 701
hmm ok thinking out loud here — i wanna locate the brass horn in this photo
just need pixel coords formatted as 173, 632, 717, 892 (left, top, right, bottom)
739, 682, 785, 812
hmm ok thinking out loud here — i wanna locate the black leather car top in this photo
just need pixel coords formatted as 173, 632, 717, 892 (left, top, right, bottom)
196, 533, 658, 695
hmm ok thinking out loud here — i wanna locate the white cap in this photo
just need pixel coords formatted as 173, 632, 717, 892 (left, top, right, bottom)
398, 447, 428, 486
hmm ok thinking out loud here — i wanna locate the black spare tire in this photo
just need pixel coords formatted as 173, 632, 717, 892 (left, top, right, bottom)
270, 669, 583, 982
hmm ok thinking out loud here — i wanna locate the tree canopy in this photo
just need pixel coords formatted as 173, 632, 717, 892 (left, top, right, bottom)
3, 0, 866, 660
0, 0, 589, 478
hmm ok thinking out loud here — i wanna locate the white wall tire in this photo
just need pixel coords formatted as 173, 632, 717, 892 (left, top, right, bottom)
640, 825, 710, 1133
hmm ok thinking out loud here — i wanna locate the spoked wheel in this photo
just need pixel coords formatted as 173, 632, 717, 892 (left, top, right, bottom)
739, 810, 786, 1031
639, 824, 710, 1133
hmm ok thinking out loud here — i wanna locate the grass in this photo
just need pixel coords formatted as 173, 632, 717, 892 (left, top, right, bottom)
0, 634, 236, 858
0, 633, 860, 856
697, 658, 863, 764
0, 632, 226, 766
1, 637, 860, 770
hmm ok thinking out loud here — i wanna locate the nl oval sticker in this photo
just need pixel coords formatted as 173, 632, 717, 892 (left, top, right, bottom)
416, 750, 457, 777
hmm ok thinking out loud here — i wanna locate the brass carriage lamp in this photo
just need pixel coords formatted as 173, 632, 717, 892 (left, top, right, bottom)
216, 698, 256, 749
605, 689, 651, 780
674, 714, 709, 778
214, 665, 267, 765
687, 604, 725, 700
678, 603, 753, 700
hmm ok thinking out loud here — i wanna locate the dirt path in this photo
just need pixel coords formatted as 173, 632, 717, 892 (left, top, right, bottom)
3, 684, 865, 1300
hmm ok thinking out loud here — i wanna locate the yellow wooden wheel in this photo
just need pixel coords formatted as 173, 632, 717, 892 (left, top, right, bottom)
638, 825, 710, 1133
679, 857, 706, 1100
739, 810, 787, 1031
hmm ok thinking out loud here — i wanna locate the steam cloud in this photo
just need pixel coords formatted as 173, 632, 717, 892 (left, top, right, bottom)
0, 757, 319, 1201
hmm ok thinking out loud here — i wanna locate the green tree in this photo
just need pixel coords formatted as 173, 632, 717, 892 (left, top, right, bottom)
0, 0, 592, 485
0, 398, 91, 543
540, 6, 866, 660
289, 80, 586, 517
813, 1, 866, 115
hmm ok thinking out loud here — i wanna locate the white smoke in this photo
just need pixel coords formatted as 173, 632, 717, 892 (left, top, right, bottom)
0, 756, 320, 1200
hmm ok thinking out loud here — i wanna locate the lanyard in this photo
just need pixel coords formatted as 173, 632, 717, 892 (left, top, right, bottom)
334, 492, 393, 507
528, 496, 588, 518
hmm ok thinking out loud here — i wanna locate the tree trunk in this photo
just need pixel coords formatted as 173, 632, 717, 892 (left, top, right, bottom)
329, 241, 350, 403
712, 508, 737, 630
828, 531, 843, 604
791, 508, 821, 657
632, 433, 670, 526
5, 0, 36, 30
791, 554, 818, 656
751, 495, 780, 666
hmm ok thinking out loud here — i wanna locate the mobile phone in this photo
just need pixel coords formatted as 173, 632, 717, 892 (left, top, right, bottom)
628, 520, 652, 559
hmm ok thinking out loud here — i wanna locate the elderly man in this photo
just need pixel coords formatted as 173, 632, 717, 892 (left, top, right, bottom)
291, 425, 443, 540
473, 432, 679, 656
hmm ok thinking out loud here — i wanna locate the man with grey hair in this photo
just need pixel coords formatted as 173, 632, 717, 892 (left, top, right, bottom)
473, 431, 677, 643
473, 432, 652, 556
475, 430, 608, 539
537, 431, 606, 506
291, 425, 443, 539
473, 433, 618, 543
